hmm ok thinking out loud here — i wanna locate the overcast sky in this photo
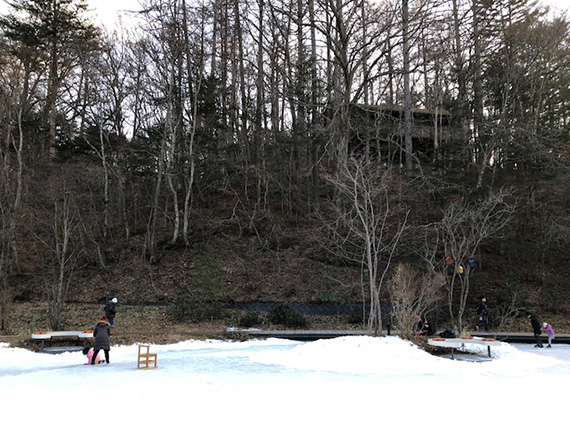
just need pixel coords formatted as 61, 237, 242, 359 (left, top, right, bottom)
0, 0, 569, 32
86, 0, 142, 28
80, 0, 570, 28
544, 0, 570, 14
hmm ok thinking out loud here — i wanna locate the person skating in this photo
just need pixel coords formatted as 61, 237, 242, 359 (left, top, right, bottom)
542, 322, 555, 348
527, 312, 543, 348
91, 316, 111, 364
104, 297, 118, 325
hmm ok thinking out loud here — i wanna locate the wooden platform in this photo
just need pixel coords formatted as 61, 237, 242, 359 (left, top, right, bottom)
458, 331, 569, 344
31, 331, 93, 340
241, 329, 570, 344
30, 331, 93, 350
241, 329, 368, 340
428, 337, 502, 358
440, 353, 492, 362
38, 346, 84, 354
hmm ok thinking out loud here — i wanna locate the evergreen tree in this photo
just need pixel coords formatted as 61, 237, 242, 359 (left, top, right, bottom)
0, 0, 99, 156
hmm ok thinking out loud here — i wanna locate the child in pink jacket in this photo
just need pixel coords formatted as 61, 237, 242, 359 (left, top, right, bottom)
83, 347, 104, 364
542, 322, 555, 348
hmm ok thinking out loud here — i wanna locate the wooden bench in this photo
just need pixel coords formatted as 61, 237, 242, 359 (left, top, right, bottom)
137, 344, 158, 369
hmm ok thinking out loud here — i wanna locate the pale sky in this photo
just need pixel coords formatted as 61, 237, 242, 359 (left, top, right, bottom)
1, 0, 569, 22
0, 0, 568, 30
0, 0, 142, 29
543, 0, 570, 14
86, 0, 142, 29
85, 0, 569, 31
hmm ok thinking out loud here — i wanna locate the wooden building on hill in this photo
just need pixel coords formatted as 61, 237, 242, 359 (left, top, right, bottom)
349, 104, 454, 163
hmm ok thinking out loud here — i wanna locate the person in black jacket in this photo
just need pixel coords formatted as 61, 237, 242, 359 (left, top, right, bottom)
91, 316, 111, 364
104, 297, 118, 325
527, 312, 543, 348
415, 315, 435, 336
476, 297, 489, 331
422, 318, 435, 336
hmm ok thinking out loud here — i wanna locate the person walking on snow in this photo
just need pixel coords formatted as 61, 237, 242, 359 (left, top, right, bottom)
527, 312, 543, 348
104, 297, 118, 325
542, 322, 555, 348
91, 316, 111, 365
476, 297, 489, 331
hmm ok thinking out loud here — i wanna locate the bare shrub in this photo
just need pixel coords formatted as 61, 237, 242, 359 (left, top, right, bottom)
388, 263, 445, 340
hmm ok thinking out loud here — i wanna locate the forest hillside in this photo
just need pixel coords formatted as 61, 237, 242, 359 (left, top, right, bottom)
3, 155, 570, 341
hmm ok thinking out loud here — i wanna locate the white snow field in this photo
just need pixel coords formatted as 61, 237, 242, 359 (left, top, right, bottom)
0, 336, 568, 428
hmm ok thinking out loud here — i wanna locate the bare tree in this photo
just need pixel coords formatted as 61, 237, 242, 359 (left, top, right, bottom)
44, 191, 78, 330
322, 157, 408, 335
316, 0, 397, 203
180, 0, 204, 247
426, 189, 515, 333
0, 43, 34, 330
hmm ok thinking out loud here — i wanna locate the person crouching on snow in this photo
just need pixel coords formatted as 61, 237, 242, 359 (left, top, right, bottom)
542, 322, 555, 348
83, 347, 104, 364
91, 316, 111, 365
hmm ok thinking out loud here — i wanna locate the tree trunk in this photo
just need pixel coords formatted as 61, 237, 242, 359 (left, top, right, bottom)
472, 1, 486, 187
451, 0, 470, 159
49, 193, 75, 331
146, 137, 167, 263
402, 0, 413, 172
181, 0, 200, 246
309, 0, 319, 212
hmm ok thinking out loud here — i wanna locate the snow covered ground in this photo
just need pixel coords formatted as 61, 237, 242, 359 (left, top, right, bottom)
1, 336, 567, 428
